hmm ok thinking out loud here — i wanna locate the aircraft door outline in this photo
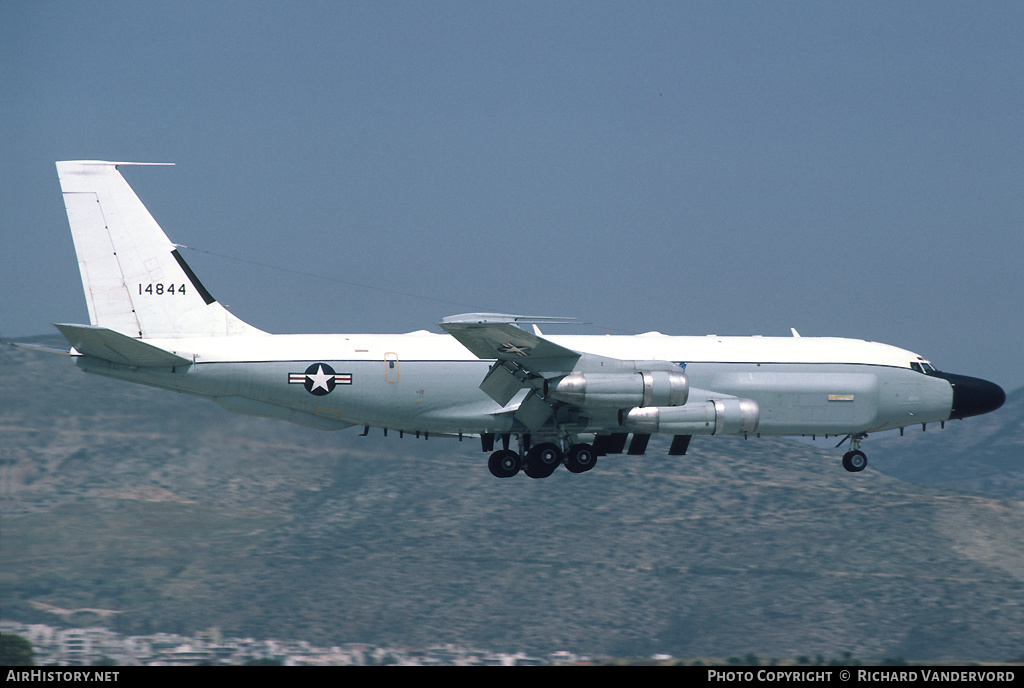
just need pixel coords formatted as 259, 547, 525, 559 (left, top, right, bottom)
385, 352, 399, 383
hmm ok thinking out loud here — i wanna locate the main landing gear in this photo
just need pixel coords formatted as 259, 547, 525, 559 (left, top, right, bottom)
838, 433, 868, 472
487, 442, 598, 479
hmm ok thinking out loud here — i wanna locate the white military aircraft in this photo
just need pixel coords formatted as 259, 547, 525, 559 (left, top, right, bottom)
44, 161, 1005, 479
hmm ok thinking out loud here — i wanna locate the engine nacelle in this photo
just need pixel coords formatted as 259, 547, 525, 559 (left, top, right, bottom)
621, 397, 760, 435
546, 370, 689, 408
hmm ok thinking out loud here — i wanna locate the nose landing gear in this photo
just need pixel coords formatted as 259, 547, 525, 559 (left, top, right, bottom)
838, 433, 868, 472
842, 449, 868, 472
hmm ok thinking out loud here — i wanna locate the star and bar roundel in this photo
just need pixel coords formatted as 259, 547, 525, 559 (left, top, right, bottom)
288, 363, 352, 396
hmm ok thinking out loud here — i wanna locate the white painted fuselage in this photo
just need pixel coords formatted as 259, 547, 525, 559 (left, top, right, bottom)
74, 330, 954, 438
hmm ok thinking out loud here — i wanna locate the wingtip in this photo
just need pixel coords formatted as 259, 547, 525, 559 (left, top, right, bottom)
441, 312, 577, 326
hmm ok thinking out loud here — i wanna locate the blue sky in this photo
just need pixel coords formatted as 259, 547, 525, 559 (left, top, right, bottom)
2, 1, 1021, 390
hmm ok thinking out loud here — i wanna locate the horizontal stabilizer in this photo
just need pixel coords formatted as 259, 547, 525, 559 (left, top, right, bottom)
55, 323, 192, 367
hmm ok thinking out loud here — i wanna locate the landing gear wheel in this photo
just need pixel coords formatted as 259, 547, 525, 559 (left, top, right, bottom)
524, 442, 561, 479
488, 449, 521, 478
564, 443, 597, 474
842, 450, 868, 472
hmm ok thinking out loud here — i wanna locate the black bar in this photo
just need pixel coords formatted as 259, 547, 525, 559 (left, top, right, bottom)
669, 434, 692, 455
171, 249, 216, 305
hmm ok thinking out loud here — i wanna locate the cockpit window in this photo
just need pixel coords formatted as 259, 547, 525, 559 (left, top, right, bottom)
911, 360, 937, 374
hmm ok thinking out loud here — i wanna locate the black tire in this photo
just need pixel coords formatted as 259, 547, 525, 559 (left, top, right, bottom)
842, 450, 868, 472
525, 442, 561, 478
565, 443, 597, 473
488, 449, 521, 478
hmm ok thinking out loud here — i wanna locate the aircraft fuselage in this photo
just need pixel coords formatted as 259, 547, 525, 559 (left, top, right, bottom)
71, 331, 961, 438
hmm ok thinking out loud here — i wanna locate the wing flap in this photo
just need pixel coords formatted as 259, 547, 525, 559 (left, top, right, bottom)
479, 361, 531, 406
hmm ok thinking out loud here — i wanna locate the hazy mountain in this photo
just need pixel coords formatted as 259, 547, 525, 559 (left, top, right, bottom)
2, 337, 1022, 662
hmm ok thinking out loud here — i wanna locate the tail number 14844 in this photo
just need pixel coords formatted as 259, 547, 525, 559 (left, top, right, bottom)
139, 284, 187, 295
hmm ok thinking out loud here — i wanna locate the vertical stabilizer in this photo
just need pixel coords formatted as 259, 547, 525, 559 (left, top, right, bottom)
56, 161, 265, 339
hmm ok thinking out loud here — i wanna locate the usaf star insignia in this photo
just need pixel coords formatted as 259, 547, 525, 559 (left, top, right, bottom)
288, 363, 352, 396
496, 342, 532, 357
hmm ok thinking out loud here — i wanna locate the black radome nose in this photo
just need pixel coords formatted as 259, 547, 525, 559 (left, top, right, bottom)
930, 371, 1006, 419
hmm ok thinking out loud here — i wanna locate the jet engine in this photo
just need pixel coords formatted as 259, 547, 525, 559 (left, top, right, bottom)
621, 397, 760, 435
546, 370, 689, 408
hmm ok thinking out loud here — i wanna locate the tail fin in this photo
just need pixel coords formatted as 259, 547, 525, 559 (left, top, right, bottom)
56, 161, 265, 339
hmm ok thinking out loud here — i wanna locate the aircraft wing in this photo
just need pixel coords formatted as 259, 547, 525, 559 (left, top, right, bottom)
440, 313, 580, 363
441, 314, 583, 409
440, 314, 686, 430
